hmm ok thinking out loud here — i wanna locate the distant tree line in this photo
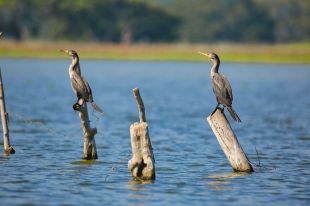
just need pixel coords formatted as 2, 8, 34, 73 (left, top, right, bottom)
0, 0, 309, 43
159, 0, 310, 43
0, 0, 180, 42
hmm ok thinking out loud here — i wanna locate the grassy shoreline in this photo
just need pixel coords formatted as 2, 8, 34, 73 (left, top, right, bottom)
0, 41, 309, 63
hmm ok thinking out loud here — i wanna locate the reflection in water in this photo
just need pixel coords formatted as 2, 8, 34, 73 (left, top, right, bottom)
70, 159, 99, 165
208, 172, 251, 191
0, 154, 10, 162
128, 179, 154, 199
0, 59, 309, 205
128, 179, 154, 191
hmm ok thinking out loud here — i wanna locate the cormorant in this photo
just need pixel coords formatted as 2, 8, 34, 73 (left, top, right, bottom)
199, 52, 241, 122
60, 49, 103, 113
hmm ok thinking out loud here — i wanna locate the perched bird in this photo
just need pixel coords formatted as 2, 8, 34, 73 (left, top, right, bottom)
60, 49, 103, 113
199, 52, 241, 122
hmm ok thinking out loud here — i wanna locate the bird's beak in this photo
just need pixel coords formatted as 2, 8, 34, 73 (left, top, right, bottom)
59, 49, 70, 54
198, 51, 211, 58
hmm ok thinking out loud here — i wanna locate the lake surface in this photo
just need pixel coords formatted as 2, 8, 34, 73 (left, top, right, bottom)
0, 59, 309, 205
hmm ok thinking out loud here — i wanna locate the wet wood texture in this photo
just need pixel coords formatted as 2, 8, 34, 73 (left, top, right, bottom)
128, 88, 155, 180
78, 104, 98, 160
0, 69, 15, 154
207, 108, 253, 172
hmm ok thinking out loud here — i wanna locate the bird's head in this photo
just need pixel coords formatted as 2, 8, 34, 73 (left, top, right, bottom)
59, 49, 79, 58
198, 52, 220, 63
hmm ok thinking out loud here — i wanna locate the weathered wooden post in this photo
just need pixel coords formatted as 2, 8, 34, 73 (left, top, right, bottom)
59, 48, 101, 160
77, 103, 98, 160
128, 88, 155, 180
207, 108, 253, 172
0, 69, 15, 154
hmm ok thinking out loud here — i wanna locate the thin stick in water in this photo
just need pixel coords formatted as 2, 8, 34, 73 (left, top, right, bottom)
133, 88, 146, 123
0, 69, 15, 154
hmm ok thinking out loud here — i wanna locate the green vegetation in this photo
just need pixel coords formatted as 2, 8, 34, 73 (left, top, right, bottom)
0, 0, 180, 42
0, 0, 309, 43
0, 0, 309, 63
154, 0, 310, 43
0, 41, 309, 63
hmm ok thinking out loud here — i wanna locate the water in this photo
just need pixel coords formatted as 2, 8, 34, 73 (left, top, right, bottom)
0, 59, 309, 205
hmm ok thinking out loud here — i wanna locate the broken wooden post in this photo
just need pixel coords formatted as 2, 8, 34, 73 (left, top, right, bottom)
207, 108, 253, 172
128, 88, 155, 180
78, 103, 97, 160
0, 69, 15, 154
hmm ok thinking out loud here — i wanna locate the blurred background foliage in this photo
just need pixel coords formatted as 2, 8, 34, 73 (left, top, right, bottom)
0, 0, 309, 43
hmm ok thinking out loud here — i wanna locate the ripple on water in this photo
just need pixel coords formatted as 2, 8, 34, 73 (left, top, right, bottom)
1, 60, 310, 205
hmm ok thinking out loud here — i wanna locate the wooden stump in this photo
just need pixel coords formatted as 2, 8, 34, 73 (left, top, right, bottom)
78, 103, 97, 160
0, 69, 15, 154
128, 88, 155, 180
207, 108, 253, 172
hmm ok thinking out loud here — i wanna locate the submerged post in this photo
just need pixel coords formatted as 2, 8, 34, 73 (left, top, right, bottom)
78, 103, 97, 160
128, 88, 155, 180
207, 108, 253, 172
0, 69, 15, 154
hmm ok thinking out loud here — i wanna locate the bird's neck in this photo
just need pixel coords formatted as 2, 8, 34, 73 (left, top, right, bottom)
69, 56, 81, 75
210, 60, 220, 77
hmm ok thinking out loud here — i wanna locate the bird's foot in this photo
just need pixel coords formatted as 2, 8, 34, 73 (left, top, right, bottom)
210, 107, 218, 116
219, 107, 224, 113
210, 105, 224, 116
210, 110, 216, 116
73, 102, 82, 111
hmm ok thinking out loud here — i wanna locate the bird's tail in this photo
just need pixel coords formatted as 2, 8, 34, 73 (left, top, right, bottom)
91, 101, 104, 114
227, 106, 241, 123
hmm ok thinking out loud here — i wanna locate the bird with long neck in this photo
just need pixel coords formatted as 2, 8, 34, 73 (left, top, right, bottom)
199, 52, 241, 122
67, 49, 81, 76
60, 49, 103, 113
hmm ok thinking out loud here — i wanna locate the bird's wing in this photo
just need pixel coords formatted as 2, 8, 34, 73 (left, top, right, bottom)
221, 74, 233, 101
81, 76, 93, 102
71, 73, 88, 99
81, 76, 103, 113
212, 73, 233, 105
